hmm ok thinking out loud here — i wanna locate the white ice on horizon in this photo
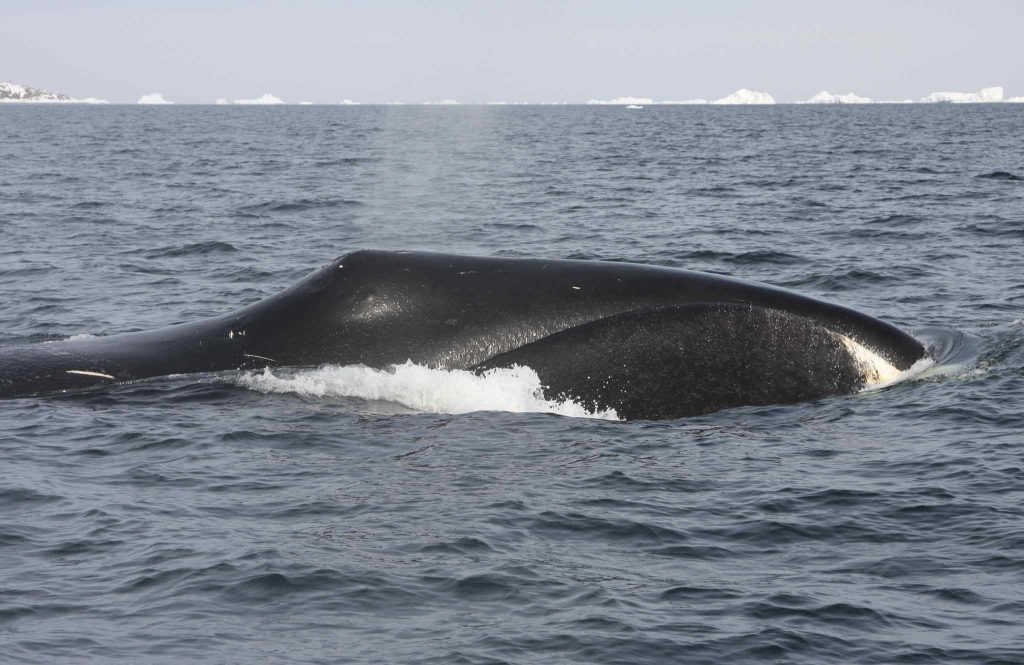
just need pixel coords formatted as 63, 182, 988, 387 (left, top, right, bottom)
0, 80, 107, 104
238, 361, 620, 420
339, 99, 359, 105
219, 93, 286, 105
588, 91, 777, 105
800, 90, 873, 104
712, 89, 775, 104
587, 96, 655, 105
920, 86, 1003, 103
136, 92, 173, 105
423, 99, 460, 105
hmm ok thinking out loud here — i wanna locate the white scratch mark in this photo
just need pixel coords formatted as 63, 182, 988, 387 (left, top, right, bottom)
66, 370, 115, 380
571, 286, 581, 290
244, 353, 275, 363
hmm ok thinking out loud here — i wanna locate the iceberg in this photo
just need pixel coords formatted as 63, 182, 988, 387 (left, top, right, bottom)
712, 89, 775, 105
801, 90, 873, 104
339, 99, 359, 105
920, 86, 1003, 103
137, 92, 173, 105
226, 93, 286, 105
423, 99, 460, 105
237, 93, 286, 105
587, 96, 654, 105
0, 80, 107, 104
1007, 96, 1024, 103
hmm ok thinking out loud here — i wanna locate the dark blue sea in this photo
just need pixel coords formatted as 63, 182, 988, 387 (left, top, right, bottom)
1, 104, 1023, 664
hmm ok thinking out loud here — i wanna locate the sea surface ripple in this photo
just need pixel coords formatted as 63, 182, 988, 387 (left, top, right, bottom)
1, 105, 1023, 664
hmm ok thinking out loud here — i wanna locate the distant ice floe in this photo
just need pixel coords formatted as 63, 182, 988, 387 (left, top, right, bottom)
800, 90, 873, 104
590, 90, 775, 105
299, 101, 314, 105
339, 99, 359, 105
583, 84, 1022, 105
136, 92, 173, 105
587, 96, 654, 105
0, 80, 107, 104
218, 93, 286, 105
920, 86, 1003, 103
712, 89, 775, 104
423, 99, 460, 105
660, 99, 710, 105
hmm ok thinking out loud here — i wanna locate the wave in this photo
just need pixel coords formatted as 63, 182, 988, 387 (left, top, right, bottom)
237, 361, 620, 420
143, 241, 238, 258
235, 198, 363, 215
977, 171, 1023, 181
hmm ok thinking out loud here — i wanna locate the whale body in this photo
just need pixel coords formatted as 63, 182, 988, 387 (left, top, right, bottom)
0, 250, 926, 419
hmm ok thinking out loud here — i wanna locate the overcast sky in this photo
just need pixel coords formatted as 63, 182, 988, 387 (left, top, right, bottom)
3, 0, 1022, 103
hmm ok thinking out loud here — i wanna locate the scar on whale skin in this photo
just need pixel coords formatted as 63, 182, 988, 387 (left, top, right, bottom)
66, 370, 115, 380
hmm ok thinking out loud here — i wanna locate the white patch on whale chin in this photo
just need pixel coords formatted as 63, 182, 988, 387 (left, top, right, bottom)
835, 334, 934, 391
237, 361, 621, 420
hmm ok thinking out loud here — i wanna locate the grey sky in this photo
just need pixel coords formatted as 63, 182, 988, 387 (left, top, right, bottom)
3, 0, 1022, 103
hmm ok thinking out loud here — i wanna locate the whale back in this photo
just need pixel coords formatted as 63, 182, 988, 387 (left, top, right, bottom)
0, 250, 925, 403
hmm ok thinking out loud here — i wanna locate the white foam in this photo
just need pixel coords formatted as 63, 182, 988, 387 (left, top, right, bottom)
137, 92, 173, 105
836, 334, 935, 391
43, 333, 97, 344
237, 361, 620, 420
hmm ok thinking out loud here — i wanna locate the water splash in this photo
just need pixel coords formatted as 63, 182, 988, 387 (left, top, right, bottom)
238, 361, 620, 420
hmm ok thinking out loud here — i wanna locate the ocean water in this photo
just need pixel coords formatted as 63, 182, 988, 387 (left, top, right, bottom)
1, 104, 1023, 664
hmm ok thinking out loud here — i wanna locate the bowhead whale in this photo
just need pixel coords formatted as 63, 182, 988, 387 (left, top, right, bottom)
0, 250, 926, 419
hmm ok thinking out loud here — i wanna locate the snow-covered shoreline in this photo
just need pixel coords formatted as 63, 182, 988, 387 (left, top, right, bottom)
1, 81, 107, 104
